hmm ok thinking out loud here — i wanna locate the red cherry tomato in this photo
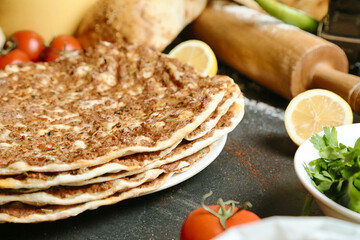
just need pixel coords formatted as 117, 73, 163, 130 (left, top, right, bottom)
43, 49, 63, 62
10, 30, 46, 61
0, 49, 30, 69
181, 205, 260, 240
44, 35, 82, 62
180, 192, 261, 240
49, 35, 82, 51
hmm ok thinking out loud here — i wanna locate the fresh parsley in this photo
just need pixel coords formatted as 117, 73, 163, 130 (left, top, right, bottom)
305, 126, 360, 213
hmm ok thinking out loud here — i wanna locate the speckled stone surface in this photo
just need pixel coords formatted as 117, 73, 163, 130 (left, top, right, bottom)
1, 37, 359, 240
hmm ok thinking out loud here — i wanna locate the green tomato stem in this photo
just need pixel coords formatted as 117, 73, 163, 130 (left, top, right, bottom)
201, 191, 252, 230
0, 40, 17, 55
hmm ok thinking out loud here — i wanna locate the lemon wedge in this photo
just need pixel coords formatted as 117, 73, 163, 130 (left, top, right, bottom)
168, 39, 218, 76
284, 89, 353, 145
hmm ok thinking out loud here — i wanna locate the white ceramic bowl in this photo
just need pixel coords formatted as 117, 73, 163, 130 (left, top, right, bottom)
294, 123, 360, 223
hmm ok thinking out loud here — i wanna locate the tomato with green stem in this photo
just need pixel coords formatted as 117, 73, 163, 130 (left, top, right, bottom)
44, 35, 82, 62
8, 30, 46, 61
180, 191, 261, 240
0, 49, 30, 69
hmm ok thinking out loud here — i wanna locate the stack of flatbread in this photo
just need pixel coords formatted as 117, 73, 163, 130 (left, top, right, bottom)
0, 42, 244, 223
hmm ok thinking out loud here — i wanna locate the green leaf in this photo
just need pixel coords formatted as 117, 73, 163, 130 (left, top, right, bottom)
319, 147, 343, 160
324, 127, 338, 148
316, 181, 333, 192
310, 134, 325, 150
308, 158, 324, 167
312, 172, 332, 182
354, 177, 360, 190
303, 164, 312, 177
354, 138, 360, 149
348, 173, 360, 213
322, 170, 334, 181
337, 179, 344, 192
341, 168, 358, 180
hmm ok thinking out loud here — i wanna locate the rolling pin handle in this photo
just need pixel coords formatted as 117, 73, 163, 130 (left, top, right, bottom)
313, 64, 360, 115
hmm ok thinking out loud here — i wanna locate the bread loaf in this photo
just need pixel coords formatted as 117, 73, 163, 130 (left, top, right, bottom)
76, 0, 207, 51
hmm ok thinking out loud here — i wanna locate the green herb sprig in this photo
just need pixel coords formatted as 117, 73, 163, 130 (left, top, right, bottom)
305, 126, 360, 213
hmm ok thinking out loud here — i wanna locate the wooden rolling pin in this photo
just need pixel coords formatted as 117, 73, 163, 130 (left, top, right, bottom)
192, 2, 360, 114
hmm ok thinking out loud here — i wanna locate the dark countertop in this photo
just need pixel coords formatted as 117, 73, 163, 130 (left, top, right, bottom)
1, 44, 359, 240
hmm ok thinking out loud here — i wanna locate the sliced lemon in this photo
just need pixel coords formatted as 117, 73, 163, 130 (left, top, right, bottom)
284, 89, 353, 145
168, 39, 218, 76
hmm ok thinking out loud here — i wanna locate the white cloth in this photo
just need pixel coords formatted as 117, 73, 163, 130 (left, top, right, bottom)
214, 216, 360, 240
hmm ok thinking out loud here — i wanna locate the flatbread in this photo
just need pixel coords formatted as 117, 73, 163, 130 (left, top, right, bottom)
66, 144, 213, 187
160, 145, 213, 174
72, 95, 244, 186
0, 141, 181, 190
0, 174, 171, 223
0, 169, 164, 206
68, 92, 245, 186
0, 146, 211, 206
0, 146, 211, 222
185, 77, 240, 141
0, 94, 244, 190
0, 42, 229, 174
0, 95, 245, 222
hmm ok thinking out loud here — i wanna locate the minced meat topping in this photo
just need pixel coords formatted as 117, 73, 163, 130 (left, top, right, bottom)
0, 43, 228, 170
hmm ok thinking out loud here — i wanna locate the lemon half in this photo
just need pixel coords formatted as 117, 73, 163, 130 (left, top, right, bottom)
168, 39, 217, 76
284, 89, 353, 145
